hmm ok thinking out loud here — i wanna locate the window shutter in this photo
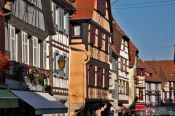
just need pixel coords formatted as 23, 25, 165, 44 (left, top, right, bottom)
33, 37, 38, 66
64, 57, 69, 78
121, 58, 123, 71
89, 65, 95, 86
125, 59, 127, 72
98, 30, 102, 48
105, 70, 109, 88
90, 24, 95, 45
10, 26, 16, 60
43, 42, 47, 68
105, 34, 108, 53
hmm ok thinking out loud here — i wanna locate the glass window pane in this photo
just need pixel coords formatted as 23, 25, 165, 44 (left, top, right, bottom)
74, 25, 81, 36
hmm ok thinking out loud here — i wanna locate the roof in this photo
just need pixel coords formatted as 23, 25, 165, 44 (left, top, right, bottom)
136, 59, 162, 83
112, 20, 124, 54
71, 0, 96, 20
137, 59, 146, 69
129, 41, 138, 68
145, 73, 162, 83
145, 60, 175, 82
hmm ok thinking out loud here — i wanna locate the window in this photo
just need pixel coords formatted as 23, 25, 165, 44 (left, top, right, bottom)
97, 67, 103, 88
43, 42, 47, 68
98, 30, 102, 48
123, 58, 126, 71
88, 64, 95, 86
97, 0, 106, 16
155, 84, 159, 90
9, 26, 17, 61
64, 12, 69, 34
73, 25, 81, 36
139, 89, 143, 100
105, 34, 109, 53
55, 6, 64, 31
112, 58, 116, 72
126, 82, 129, 95
148, 83, 151, 90
33, 37, 39, 67
90, 24, 96, 45
22, 32, 28, 64
52, 3, 69, 33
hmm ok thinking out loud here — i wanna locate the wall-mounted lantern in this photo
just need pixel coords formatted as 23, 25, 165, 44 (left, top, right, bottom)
57, 55, 66, 70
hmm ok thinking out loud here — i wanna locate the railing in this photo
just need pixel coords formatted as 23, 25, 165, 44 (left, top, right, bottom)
52, 87, 68, 96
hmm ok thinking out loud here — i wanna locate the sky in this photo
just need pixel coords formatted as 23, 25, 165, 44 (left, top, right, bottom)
111, 0, 175, 61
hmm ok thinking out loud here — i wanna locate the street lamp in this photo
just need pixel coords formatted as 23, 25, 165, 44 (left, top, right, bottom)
57, 56, 66, 70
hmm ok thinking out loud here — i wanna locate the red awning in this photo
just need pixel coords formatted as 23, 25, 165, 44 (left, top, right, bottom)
134, 105, 146, 111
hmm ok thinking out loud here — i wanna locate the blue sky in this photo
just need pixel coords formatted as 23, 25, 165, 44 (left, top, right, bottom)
111, 0, 175, 60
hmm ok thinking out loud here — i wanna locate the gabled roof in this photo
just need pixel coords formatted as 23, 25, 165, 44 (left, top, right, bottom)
145, 60, 175, 82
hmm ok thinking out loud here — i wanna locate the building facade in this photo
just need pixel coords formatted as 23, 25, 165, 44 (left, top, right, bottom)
146, 60, 175, 106
69, 0, 113, 115
125, 41, 139, 113
45, 1, 75, 116
116, 29, 130, 114
0, 0, 69, 116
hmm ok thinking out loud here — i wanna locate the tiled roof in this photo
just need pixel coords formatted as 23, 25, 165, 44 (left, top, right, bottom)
145, 60, 175, 82
129, 41, 138, 68
112, 20, 124, 54
145, 73, 162, 83
137, 59, 162, 82
137, 59, 146, 69
71, 0, 96, 20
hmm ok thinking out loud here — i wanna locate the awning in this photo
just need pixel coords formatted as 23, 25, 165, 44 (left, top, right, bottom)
0, 89, 18, 108
11, 90, 67, 115
134, 105, 146, 111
